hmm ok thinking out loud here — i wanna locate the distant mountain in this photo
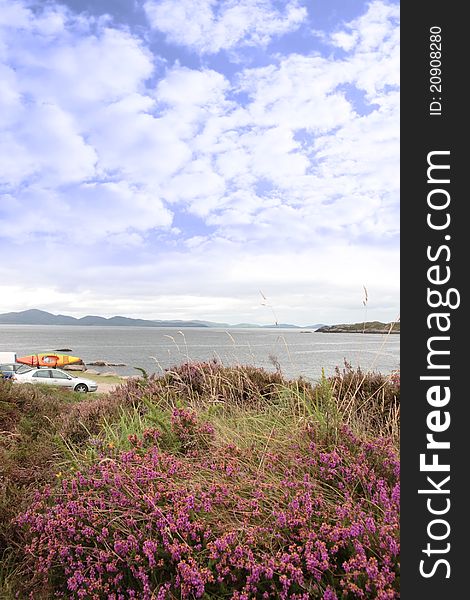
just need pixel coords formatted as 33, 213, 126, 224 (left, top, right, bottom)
230, 323, 325, 330
0, 310, 208, 328
0, 309, 78, 325
152, 320, 210, 328
189, 320, 231, 328
262, 323, 301, 329
0, 310, 324, 329
316, 321, 400, 334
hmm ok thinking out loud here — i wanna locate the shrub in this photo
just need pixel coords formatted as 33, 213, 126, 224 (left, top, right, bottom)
2, 363, 400, 598
17, 416, 399, 599
0, 381, 82, 579
122, 361, 288, 411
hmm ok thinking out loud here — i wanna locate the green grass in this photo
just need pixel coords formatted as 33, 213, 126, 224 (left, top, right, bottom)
79, 372, 127, 386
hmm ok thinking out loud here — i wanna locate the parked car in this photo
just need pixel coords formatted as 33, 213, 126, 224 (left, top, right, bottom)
0, 362, 30, 379
13, 367, 98, 392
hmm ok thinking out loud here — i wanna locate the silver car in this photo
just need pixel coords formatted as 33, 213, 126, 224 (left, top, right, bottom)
14, 367, 98, 393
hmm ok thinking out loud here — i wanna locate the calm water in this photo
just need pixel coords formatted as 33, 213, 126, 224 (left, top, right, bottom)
0, 325, 399, 382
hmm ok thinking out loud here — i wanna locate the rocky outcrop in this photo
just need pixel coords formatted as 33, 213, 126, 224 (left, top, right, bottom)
86, 361, 127, 367
316, 321, 400, 334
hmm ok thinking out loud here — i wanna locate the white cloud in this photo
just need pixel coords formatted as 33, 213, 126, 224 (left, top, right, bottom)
89, 99, 192, 184
10, 24, 154, 109
329, 1, 399, 101
0, 182, 172, 244
0, 102, 97, 187
330, 30, 358, 52
143, 0, 307, 54
0, 0, 31, 28
0, 2, 174, 243
235, 57, 356, 131
161, 159, 226, 214
156, 66, 230, 107
0, 0, 400, 324
168, 12, 399, 243
0, 1, 399, 246
0, 239, 398, 324
330, 1, 399, 54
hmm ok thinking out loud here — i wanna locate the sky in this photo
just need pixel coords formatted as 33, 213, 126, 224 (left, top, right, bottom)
0, 0, 399, 325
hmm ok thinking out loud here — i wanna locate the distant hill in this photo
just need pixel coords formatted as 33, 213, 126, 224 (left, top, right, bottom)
316, 321, 400, 334
230, 323, 325, 330
0, 309, 325, 330
0, 309, 208, 328
0, 309, 78, 325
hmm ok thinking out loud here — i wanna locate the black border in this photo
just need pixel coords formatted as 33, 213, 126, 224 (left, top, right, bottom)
401, 3, 466, 597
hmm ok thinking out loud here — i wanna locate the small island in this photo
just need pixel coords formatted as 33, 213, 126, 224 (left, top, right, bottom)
316, 320, 400, 334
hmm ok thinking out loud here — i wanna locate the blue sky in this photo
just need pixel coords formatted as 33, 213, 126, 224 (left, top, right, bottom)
0, 0, 399, 325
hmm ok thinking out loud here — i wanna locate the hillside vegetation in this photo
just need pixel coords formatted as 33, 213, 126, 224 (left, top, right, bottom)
0, 362, 400, 599
316, 321, 400, 334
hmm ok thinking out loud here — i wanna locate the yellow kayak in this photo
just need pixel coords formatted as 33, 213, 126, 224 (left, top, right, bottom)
16, 353, 82, 367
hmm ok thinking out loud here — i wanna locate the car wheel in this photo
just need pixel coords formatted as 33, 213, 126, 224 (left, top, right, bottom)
74, 383, 89, 393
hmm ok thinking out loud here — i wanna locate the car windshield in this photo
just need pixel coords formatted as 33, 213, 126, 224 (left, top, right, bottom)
15, 366, 34, 374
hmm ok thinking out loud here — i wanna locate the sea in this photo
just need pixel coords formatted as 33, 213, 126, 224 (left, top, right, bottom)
0, 325, 400, 382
